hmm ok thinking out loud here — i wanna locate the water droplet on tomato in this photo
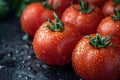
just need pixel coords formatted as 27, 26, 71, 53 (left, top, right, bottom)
117, 25, 120, 28
45, 30, 48, 33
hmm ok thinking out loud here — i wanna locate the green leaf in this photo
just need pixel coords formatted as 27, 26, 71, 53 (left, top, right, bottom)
0, 0, 9, 18
12, 0, 46, 17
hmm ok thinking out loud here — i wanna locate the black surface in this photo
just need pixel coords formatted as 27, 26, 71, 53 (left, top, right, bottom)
0, 19, 81, 80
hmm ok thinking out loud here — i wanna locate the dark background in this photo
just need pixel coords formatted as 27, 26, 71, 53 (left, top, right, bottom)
0, 0, 81, 80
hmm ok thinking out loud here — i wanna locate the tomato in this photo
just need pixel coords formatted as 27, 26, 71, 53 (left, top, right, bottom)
62, 0, 104, 35
72, 34, 120, 80
102, 0, 120, 16
20, 2, 54, 37
97, 8, 120, 43
84, 0, 107, 8
32, 13, 82, 66
20, 0, 78, 37
47, 0, 78, 16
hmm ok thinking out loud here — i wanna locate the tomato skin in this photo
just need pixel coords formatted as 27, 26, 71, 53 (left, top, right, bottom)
20, 2, 56, 37
97, 16, 120, 43
62, 4, 104, 35
102, 0, 120, 17
32, 21, 82, 66
47, 0, 78, 15
84, 0, 107, 8
72, 34, 120, 80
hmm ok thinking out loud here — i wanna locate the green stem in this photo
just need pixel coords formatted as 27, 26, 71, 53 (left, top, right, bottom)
42, 0, 60, 10
46, 12, 64, 32
111, 8, 120, 21
72, 0, 95, 14
85, 34, 112, 48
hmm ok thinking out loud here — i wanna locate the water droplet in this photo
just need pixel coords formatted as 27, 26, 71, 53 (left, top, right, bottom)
41, 50, 45, 53
45, 30, 48, 33
27, 55, 31, 59
36, 63, 40, 67
13, 57, 16, 60
7, 53, 11, 57
16, 50, 19, 53
22, 61, 25, 64
18, 75, 22, 78
17, 67, 20, 70
0, 65, 5, 69
28, 67, 31, 70
117, 25, 120, 27
24, 76, 29, 80
22, 34, 29, 41
24, 44, 29, 49
42, 64, 49, 69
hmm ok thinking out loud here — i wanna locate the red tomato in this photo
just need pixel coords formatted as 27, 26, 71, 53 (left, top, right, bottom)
62, 1, 104, 35
47, 0, 78, 15
72, 34, 120, 80
32, 13, 82, 66
20, 2, 54, 37
85, 0, 107, 8
102, 0, 120, 16
21, 0, 78, 37
97, 9, 120, 43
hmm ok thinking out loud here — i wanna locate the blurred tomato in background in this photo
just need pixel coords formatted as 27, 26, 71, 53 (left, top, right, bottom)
0, 0, 45, 20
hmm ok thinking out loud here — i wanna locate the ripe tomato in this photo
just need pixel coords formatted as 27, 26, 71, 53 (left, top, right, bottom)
21, 0, 78, 37
62, 0, 104, 35
102, 0, 120, 16
97, 8, 120, 43
47, 0, 78, 16
72, 34, 120, 80
84, 0, 107, 8
20, 2, 54, 37
32, 13, 82, 66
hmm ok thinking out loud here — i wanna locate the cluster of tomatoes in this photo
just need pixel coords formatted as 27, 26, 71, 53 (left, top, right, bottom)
20, 0, 120, 80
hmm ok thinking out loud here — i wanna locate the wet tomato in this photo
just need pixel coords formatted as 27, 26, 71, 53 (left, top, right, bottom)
32, 13, 82, 66
84, 0, 107, 8
97, 8, 120, 42
62, 0, 104, 35
47, 0, 78, 16
102, 0, 120, 16
72, 34, 120, 80
20, 2, 54, 37
21, 0, 78, 37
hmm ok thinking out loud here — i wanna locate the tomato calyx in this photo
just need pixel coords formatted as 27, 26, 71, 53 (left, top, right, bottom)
85, 34, 112, 48
72, 0, 95, 14
46, 12, 64, 32
42, 0, 60, 10
111, 8, 120, 21
112, 0, 120, 6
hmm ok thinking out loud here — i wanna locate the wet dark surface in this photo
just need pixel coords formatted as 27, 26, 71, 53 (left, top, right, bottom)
0, 19, 81, 80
